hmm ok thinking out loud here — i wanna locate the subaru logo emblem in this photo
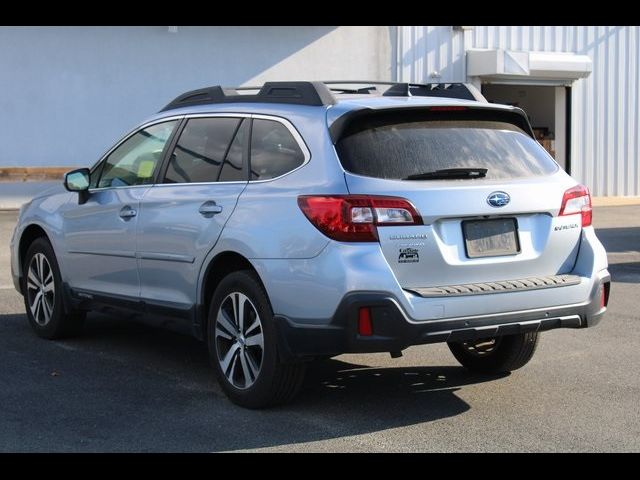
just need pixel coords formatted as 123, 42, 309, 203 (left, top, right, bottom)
487, 191, 510, 208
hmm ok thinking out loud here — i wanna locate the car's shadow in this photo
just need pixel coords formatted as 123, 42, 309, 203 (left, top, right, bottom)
595, 227, 640, 284
595, 226, 640, 253
0, 310, 508, 452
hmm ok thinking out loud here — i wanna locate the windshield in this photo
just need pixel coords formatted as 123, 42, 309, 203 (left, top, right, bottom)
336, 119, 559, 180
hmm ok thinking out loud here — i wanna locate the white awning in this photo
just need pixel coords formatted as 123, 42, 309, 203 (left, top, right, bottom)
466, 49, 592, 82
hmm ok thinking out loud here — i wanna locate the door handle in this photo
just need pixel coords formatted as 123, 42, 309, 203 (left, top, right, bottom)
199, 201, 223, 217
119, 206, 137, 219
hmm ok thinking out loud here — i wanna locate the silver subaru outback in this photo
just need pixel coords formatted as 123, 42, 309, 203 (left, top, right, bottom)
9, 81, 610, 408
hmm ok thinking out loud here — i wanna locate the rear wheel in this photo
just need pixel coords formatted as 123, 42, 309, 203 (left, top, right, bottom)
448, 332, 539, 373
207, 270, 306, 408
22, 238, 85, 339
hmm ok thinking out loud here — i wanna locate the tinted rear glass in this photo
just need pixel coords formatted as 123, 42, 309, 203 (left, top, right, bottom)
250, 119, 305, 180
164, 117, 240, 184
336, 119, 558, 180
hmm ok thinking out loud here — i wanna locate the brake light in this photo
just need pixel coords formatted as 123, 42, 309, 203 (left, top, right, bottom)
297, 195, 422, 242
559, 185, 592, 227
429, 106, 468, 111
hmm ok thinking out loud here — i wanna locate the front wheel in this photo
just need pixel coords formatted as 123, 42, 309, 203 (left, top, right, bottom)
22, 237, 85, 339
448, 332, 539, 374
207, 270, 306, 408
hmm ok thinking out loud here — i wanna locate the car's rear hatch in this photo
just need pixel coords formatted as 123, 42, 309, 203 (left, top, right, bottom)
333, 106, 585, 290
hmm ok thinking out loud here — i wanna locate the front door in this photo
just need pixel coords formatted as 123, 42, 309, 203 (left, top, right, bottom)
61, 120, 179, 298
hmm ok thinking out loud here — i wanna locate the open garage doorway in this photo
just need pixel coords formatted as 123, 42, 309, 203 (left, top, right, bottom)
482, 84, 571, 173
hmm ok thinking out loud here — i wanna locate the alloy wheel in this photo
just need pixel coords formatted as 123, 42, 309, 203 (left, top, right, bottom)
214, 292, 264, 389
26, 253, 55, 326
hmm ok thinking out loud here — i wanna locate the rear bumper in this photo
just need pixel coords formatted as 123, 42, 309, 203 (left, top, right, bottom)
274, 272, 610, 360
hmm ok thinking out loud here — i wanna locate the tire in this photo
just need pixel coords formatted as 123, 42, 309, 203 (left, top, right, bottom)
448, 332, 539, 374
22, 237, 85, 339
207, 270, 306, 409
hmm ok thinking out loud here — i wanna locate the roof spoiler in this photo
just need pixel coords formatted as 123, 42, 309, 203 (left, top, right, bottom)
328, 105, 536, 144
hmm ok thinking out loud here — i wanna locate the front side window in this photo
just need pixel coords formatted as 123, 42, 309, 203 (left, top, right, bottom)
97, 120, 178, 188
250, 119, 305, 181
164, 117, 242, 184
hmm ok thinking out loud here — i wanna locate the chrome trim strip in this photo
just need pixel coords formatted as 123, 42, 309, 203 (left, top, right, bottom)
422, 315, 583, 338
155, 112, 311, 185
406, 274, 582, 298
387, 296, 591, 325
89, 184, 152, 192
67, 250, 136, 259
151, 181, 246, 187
90, 112, 312, 191
246, 113, 311, 184
137, 252, 195, 263
88, 115, 185, 174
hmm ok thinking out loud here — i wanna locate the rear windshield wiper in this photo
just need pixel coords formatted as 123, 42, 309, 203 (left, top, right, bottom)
404, 168, 488, 180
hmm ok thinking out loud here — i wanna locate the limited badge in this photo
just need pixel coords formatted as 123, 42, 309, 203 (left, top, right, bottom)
398, 248, 419, 263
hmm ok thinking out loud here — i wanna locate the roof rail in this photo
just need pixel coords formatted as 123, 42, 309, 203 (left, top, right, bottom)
160, 80, 486, 112
323, 80, 486, 102
160, 81, 336, 112
383, 82, 485, 102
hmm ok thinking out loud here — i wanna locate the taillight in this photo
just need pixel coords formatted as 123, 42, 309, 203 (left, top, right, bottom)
601, 281, 610, 308
559, 184, 592, 227
297, 195, 422, 242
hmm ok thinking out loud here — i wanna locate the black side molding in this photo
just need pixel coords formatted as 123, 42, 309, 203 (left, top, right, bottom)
67, 286, 194, 321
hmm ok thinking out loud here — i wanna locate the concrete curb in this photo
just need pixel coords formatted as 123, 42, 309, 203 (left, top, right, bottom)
0, 167, 73, 182
591, 196, 640, 207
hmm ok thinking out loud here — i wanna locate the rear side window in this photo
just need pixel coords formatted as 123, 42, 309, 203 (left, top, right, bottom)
336, 118, 558, 180
250, 119, 305, 181
164, 117, 242, 184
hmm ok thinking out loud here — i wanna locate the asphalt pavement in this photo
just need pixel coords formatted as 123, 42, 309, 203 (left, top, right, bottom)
0, 206, 638, 452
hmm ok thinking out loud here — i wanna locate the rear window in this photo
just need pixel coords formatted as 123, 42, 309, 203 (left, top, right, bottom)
335, 119, 558, 180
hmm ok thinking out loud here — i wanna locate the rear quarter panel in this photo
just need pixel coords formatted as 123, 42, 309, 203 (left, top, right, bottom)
212, 109, 347, 261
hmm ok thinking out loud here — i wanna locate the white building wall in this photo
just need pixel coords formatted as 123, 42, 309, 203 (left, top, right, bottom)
0, 26, 391, 168
398, 26, 640, 196
396, 26, 466, 82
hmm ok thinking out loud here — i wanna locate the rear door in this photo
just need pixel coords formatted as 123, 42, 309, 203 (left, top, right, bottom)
136, 115, 249, 310
335, 108, 582, 289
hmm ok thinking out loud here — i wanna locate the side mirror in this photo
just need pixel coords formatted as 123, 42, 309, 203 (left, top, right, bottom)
64, 168, 90, 204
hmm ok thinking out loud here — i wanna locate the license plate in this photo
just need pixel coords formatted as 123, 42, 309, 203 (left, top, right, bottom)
462, 218, 520, 258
